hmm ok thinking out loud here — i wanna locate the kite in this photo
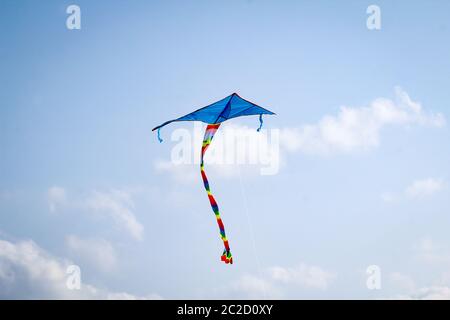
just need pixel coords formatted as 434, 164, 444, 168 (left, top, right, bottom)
153, 93, 275, 264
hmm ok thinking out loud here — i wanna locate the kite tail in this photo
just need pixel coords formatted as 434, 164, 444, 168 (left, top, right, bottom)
200, 123, 233, 264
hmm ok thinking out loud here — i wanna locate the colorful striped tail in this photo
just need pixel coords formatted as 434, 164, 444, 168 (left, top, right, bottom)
200, 123, 233, 264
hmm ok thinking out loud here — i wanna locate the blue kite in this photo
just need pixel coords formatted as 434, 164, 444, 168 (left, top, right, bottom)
153, 93, 275, 264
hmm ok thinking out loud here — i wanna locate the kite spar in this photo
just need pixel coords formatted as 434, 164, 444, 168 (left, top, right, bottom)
153, 93, 275, 264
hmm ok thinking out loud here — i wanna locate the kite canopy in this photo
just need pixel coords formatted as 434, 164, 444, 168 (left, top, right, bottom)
152, 93, 275, 132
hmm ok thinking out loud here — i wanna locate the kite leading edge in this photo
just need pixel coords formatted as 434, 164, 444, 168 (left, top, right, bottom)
153, 93, 275, 264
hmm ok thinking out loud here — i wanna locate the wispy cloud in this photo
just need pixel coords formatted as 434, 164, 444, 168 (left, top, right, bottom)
224, 262, 335, 299
268, 263, 335, 290
87, 190, 144, 241
47, 186, 67, 213
392, 286, 450, 300
389, 272, 416, 292
383, 237, 450, 300
405, 178, 445, 199
381, 178, 445, 203
229, 274, 281, 299
413, 237, 450, 265
65, 235, 117, 273
280, 87, 445, 155
154, 159, 198, 183
46, 187, 145, 241
0, 238, 161, 299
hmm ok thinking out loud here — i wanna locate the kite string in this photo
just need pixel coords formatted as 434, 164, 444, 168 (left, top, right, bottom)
236, 165, 268, 299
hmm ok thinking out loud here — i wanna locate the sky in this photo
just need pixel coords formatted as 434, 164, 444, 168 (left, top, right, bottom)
1, 0, 450, 299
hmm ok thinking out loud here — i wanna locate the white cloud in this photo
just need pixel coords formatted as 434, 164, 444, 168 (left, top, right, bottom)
229, 274, 281, 299
386, 239, 450, 300
389, 272, 416, 292
48, 186, 67, 213
269, 263, 335, 290
405, 178, 444, 198
393, 286, 450, 300
0, 238, 161, 299
413, 237, 450, 265
87, 190, 144, 241
105, 292, 162, 300
45, 187, 145, 241
438, 271, 450, 286
380, 192, 397, 203
411, 286, 450, 299
65, 235, 117, 273
225, 262, 335, 299
381, 178, 444, 203
279, 87, 445, 155
154, 159, 198, 183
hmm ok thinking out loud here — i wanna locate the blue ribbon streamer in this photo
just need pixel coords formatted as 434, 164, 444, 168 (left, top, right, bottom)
257, 114, 263, 132
157, 127, 163, 143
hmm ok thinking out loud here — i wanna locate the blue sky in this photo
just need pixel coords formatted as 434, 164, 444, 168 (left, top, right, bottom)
1, 0, 450, 299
